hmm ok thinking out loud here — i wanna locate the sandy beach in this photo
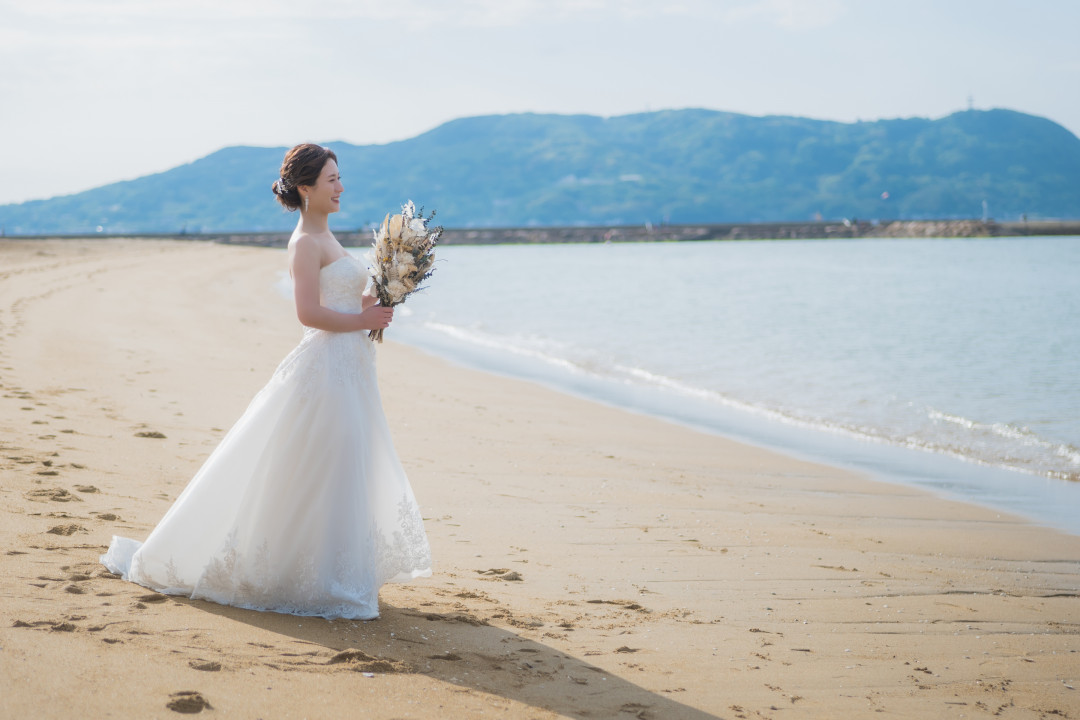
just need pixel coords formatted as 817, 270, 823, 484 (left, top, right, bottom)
1, 238, 1078, 719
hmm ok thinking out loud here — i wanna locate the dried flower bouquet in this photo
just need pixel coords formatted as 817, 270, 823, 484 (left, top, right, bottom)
365, 201, 441, 343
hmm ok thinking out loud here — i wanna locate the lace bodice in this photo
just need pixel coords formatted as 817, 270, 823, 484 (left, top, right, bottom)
320, 255, 369, 314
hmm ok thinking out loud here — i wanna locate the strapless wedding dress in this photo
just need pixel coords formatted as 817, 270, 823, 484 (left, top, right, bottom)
101, 254, 431, 620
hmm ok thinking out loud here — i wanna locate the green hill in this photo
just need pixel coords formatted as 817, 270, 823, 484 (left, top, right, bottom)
2, 108, 1078, 234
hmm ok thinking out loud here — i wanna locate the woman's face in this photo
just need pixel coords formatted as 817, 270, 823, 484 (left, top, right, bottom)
305, 159, 344, 214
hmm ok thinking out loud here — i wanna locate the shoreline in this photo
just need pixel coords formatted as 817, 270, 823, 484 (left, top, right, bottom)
2, 239, 1079, 718
390, 321, 1080, 538
4, 219, 1079, 247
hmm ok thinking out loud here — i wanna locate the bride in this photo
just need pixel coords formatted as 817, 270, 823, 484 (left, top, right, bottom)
101, 144, 432, 620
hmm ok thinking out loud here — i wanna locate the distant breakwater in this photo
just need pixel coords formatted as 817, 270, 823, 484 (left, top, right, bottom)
202, 219, 1080, 246
10, 219, 1080, 247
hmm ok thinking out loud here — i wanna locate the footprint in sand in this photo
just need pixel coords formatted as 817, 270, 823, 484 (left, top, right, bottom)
477, 568, 524, 581
620, 702, 653, 716
188, 660, 222, 672
427, 653, 463, 661
453, 591, 489, 600
73, 485, 99, 493
25, 487, 82, 503
325, 649, 410, 674
12, 619, 79, 632
46, 523, 86, 536
166, 691, 212, 714
135, 431, 167, 439
586, 599, 648, 612
409, 611, 490, 627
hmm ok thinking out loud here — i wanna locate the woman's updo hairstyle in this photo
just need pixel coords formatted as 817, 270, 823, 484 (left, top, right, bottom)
271, 143, 338, 211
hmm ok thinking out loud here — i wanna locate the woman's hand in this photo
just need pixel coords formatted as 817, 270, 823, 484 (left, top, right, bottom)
357, 304, 393, 330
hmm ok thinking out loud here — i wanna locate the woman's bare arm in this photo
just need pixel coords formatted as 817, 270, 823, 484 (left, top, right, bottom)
290, 237, 392, 332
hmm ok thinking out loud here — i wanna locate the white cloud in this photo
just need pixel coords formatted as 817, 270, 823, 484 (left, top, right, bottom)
723, 0, 845, 29
4, 0, 847, 30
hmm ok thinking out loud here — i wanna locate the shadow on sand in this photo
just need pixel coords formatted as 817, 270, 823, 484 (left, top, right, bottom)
174, 596, 720, 720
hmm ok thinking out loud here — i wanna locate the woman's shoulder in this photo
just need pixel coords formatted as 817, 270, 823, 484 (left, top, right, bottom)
288, 232, 329, 262
289, 231, 340, 252
289, 232, 349, 275
287, 234, 325, 277
288, 231, 318, 251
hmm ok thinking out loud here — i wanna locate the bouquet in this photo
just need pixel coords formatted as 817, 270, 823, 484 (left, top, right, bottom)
365, 200, 442, 343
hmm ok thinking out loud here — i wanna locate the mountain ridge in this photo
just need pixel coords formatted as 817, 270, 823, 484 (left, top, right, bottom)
2, 107, 1078, 235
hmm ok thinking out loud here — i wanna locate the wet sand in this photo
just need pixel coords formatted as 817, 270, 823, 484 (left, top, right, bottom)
1, 238, 1078, 719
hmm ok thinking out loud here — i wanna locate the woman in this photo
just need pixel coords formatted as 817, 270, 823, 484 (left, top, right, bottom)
101, 144, 432, 620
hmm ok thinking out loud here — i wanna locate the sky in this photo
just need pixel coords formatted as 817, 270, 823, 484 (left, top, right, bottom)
2, 0, 1078, 206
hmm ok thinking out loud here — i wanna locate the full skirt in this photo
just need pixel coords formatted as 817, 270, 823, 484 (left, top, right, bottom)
101, 327, 432, 620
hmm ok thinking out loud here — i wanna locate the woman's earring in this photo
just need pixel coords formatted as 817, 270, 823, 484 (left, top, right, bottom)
304, 195, 309, 212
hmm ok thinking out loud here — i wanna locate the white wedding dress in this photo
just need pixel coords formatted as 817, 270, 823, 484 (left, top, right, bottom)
101, 254, 431, 620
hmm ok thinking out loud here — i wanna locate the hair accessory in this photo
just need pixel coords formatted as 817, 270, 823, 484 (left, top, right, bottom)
277, 177, 290, 193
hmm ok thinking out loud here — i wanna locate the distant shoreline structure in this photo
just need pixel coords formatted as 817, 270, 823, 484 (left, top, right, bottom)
5, 219, 1079, 247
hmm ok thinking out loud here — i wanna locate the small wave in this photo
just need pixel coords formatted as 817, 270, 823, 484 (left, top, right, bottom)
422, 322, 583, 374
415, 321, 1080, 483
423, 326, 917, 448
929, 409, 1059, 450
1056, 445, 1080, 464
928, 407, 1079, 468
928, 409, 976, 429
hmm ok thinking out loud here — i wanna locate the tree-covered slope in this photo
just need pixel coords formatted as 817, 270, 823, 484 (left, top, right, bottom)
2, 108, 1077, 234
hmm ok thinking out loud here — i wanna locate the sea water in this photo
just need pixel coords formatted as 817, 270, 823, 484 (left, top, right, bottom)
357, 236, 1080, 534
